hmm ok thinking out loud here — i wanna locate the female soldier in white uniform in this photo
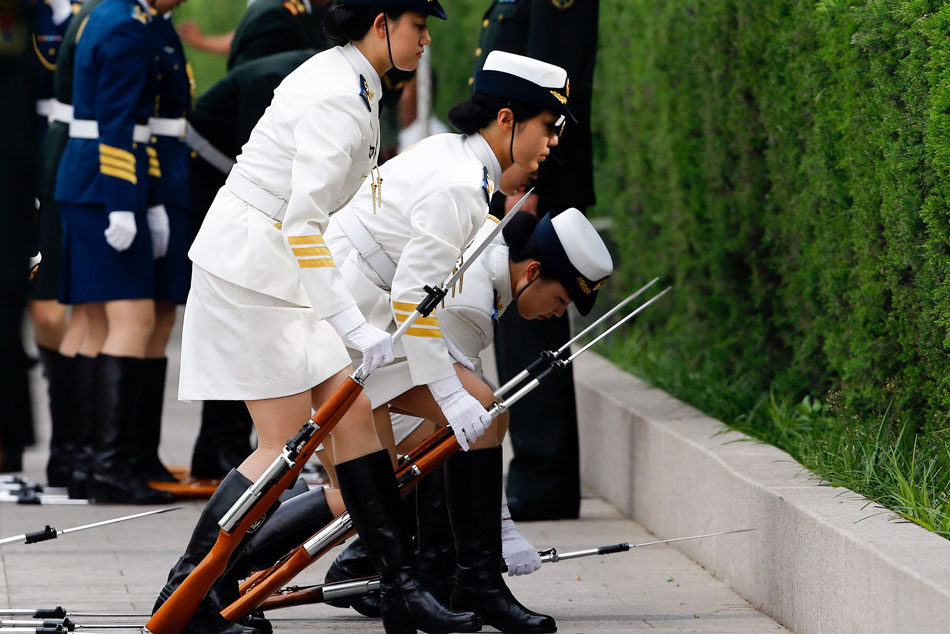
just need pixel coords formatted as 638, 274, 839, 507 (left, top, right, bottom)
313, 52, 606, 633
153, 3, 486, 634
326, 208, 613, 633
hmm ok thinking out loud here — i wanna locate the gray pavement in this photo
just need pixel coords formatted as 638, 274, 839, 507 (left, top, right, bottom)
1, 318, 789, 633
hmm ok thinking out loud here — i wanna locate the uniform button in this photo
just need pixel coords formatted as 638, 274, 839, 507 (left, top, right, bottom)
475, 47, 482, 57
48, 47, 55, 55
151, 136, 158, 143
498, 14, 504, 21
173, 64, 179, 70
482, 18, 489, 28
468, 76, 474, 86
132, 142, 138, 149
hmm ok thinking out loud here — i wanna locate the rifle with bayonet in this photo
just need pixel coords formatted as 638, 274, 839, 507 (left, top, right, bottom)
257, 529, 757, 611
219, 284, 672, 622
144, 189, 535, 634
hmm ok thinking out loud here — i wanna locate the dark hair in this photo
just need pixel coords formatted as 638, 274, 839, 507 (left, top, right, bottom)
503, 211, 552, 278
448, 93, 545, 135
324, 4, 405, 45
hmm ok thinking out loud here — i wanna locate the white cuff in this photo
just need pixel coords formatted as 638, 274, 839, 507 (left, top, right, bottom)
428, 373, 464, 399
50, 0, 72, 25
325, 303, 364, 337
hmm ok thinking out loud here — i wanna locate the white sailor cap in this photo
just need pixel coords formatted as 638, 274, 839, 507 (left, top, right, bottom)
534, 208, 612, 315
341, 0, 447, 20
474, 50, 576, 123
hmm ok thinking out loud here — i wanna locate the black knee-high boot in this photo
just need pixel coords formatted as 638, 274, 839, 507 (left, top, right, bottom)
133, 357, 176, 483
336, 450, 482, 634
86, 354, 173, 504
191, 400, 255, 479
446, 447, 555, 634
38, 346, 74, 487
152, 469, 262, 634
68, 353, 98, 499
416, 464, 458, 605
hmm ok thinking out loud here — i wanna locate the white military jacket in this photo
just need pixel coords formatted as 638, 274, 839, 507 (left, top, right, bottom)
189, 43, 381, 319
326, 133, 498, 386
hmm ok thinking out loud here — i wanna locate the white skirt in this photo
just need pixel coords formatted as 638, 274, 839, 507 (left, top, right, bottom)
179, 265, 352, 401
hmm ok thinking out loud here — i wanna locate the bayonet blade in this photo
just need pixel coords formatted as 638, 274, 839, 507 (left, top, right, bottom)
0, 507, 181, 546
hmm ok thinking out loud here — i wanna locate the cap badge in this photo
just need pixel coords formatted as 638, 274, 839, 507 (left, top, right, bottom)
549, 90, 567, 105
577, 277, 607, 295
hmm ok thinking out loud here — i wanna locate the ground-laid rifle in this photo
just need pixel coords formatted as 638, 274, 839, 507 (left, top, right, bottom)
0, 508, 179, 547
220, 285, 672, 622
257, 528, 756, 611
143, 190, 532, 634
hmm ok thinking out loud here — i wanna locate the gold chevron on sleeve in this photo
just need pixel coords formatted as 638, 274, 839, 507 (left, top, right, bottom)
395, 313, 439, 328
298, 258, 335, 268
100, 164, 137, 184
99, 143, 135, 165
287, 235, 326, 246
292, 246, 332, 257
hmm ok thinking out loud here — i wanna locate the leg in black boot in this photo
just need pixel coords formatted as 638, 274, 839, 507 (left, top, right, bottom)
336, 449, 482, 634
446, 447, 555, 634
152, 469, 261, 634
416, 465, 458, 606
86, 354, 174, 504
192, 400, 255, 480
68, 354, 97, 499
134, 357, 176, 483
39, 346, 75, 487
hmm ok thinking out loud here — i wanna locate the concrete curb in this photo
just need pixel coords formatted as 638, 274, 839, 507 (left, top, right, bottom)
574, 351, 950, 634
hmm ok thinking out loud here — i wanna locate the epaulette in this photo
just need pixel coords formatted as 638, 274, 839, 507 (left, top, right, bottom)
282, 0, 307, 16
358, 74, 373, 112
481, 166, 493, 204
131, 4, 149, 25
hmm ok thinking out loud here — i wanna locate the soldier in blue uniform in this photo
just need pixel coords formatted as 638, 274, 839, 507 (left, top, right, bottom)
133, 8, 194, 484
54, 0, 186, 504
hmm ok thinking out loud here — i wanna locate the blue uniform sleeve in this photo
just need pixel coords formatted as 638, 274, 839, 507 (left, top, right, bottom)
94, 20, 151, 214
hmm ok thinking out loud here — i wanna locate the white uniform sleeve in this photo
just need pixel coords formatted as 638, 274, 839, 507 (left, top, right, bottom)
281, 94, 366, 321
439, 305, 493, 367
391, 183, 488, 386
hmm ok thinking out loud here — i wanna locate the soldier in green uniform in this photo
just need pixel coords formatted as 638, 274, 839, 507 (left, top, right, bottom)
0, 0, 36, 472
472, 0, 599, 521
227, 0, 329, 70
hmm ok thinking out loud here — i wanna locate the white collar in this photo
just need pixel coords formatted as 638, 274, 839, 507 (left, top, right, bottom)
464, 133, 502, 192
340, 43, 382, 110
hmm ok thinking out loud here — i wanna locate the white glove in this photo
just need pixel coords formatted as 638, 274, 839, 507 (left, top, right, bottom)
501, 505, 542, 576
444, 336, 475, 371
327, 304, 394, 375
429, 374, 491, 451
104, 211, 137, 252
147, 205, 170, 258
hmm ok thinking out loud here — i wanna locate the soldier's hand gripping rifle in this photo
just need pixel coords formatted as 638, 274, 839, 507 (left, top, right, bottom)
220, 285, 672, 622
143, 190, 533, 634
257, 529, 756, 611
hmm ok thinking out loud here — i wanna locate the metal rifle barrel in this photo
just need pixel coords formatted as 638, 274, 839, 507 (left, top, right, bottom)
493, 278, 660, 400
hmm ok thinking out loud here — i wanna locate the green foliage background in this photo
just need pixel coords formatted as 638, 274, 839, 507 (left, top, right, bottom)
432, 1, 950, 448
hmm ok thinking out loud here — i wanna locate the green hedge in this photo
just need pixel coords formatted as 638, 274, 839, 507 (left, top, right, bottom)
432, 1, 950, 446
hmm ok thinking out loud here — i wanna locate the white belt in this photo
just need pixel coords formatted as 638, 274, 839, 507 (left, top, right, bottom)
225, 170, 288, 222
70, 119, 150, 143
149, 117, 187, 139
334, 208, 396, 287
51, 101, 73, 123
185, 122, 235, 175
36, 99, 54, 117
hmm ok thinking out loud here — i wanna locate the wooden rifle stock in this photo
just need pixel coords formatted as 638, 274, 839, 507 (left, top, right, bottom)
144, 378, 363, 634
223, 427, 460, 621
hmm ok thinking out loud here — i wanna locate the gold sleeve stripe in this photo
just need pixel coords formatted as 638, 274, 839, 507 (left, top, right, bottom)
392, 300, 419, 312
298, 258, 336, 269
101, 165, 137, 184
395, 313, 439, 327
149, 168, 162, 177
292, 246, 331, 257
146, 147, 158, 157
405, 327, 443, 338
99, 155, 136, 171
99, 144, 135, 164
288, 235, 326, 245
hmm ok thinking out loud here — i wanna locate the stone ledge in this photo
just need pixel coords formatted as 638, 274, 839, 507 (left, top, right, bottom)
574, 351, 950, 634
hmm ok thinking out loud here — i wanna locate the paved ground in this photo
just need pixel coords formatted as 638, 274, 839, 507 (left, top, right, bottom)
1, 318, 790, 633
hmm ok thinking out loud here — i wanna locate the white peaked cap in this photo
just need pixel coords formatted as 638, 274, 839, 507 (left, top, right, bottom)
552, 208, 613, 282
483, 50, 568, 90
